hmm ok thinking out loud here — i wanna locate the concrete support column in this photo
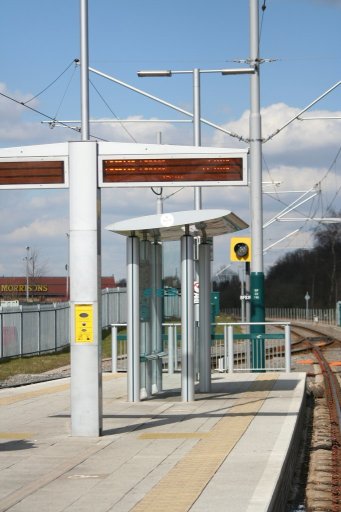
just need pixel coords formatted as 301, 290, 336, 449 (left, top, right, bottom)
127, 235, 140, 402
199, 242, 211, 392
181, 234, 194, 402
69, 140, 102, 437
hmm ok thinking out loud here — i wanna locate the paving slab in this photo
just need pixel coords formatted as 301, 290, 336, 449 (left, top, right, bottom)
0, 371, 306, 512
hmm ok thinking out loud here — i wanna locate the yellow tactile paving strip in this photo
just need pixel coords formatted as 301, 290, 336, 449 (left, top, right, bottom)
0, 372, 122, 406
0, 432, 34, 440
0, 382, 70, 406
132, 373, 278, 512
139, 433, 211, 440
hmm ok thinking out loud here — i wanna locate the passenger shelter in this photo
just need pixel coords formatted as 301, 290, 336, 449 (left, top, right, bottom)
106, 208, 248, 402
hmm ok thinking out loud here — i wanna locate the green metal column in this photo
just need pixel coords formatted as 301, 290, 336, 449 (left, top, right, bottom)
250, 272, 265, 370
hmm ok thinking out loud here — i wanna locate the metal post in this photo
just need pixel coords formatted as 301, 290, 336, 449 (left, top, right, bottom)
305, 292, 310, 320
181, 233, 194, 401
80, 0, 90, 141
25, 246, 30, 302
140, 239, 151, 399
224, 324, 228, 371
111, 324, 118, 373
245, 262, 251, 323
0, 311, 2, 359
69, 140, 102, 436
156, 196, 163, 214
285, 324, 291, 372
174, 324, 179, 371
249, 0, 265, 369
241, 266, 245, 322
168, 324, 174, 375
199, 242, 211, 392
228, 325, 234, 373
37, 306, 41, 355
127, 235, 140, 402
193, 69, 202, 394
193, 68, 202, 210
151, 240, 163, 393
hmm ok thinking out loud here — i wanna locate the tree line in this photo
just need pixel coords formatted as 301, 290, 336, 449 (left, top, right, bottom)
213, 212, 341, 309
265, 213, 341, 308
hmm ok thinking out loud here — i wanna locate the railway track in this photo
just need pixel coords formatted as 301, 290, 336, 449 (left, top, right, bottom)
289, 323, 341, 512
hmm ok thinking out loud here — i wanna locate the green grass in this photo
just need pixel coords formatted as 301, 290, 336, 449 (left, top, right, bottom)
0, 348, 71, 381
0, 328, 126, 381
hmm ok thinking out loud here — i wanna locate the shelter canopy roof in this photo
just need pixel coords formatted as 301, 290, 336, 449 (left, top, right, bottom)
106, 209, 248, 242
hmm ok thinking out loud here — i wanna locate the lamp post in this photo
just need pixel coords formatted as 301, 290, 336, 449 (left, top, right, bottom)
25, 246, 31, 302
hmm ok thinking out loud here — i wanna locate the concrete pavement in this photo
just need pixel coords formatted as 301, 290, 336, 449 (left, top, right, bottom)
0, 371, 306, 511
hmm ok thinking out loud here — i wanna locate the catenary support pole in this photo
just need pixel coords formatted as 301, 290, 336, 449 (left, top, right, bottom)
181, 233, 194, 401
80, 0, 90, 141
249, 0, 265, 369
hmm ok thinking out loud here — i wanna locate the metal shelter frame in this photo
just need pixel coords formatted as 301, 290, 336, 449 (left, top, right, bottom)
106, 209, 248, 402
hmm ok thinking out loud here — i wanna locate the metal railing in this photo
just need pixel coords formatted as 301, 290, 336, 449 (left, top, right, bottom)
0, 303, 69, 358
111, 321, 291, 374
211, 322, 291, 373
224, 307, 338, 325
0, 288, 127, 359
101, 288, 127, 327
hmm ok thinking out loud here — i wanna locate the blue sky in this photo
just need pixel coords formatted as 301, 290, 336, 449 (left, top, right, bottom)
0, 0, 340, 284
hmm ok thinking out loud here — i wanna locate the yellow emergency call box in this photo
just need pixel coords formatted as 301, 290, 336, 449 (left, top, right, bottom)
75, 304, 94, 343
230, 237, 252, 262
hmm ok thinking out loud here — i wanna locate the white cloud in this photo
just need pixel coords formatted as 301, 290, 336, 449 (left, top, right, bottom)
213, 103, 341, 160
6, 218, 68, 242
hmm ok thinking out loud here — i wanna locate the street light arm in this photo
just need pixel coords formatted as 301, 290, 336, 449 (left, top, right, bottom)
90, 66, 193, 118
89, 66, 248, 142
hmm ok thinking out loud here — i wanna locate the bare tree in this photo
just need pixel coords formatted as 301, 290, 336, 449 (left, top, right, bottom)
24, 248, 50, 278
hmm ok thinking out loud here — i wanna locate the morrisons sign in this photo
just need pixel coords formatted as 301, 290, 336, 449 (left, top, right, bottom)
0, 284, 49, 293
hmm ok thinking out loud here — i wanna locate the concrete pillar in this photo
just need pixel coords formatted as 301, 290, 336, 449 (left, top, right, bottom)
69, 140, 102, 436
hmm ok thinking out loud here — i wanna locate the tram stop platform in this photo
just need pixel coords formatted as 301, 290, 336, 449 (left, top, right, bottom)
0, 371, 306, 512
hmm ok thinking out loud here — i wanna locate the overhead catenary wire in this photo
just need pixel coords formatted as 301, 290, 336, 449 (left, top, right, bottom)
0, 89, 108, 142
89, 78, 137, 143
23, 59, 78, 105
259, 0, 267, 46
53, 64, 78, 121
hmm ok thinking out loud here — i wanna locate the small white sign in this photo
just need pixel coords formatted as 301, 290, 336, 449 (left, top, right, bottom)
194, 281, 199, 304
1, 300, 19, 307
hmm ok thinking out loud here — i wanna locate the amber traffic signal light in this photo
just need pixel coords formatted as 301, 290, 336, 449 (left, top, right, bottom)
230, 237, 251, 262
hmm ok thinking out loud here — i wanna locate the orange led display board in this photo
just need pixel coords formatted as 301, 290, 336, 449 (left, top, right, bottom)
0, 160, 65, 188
101, 156, 246, 187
